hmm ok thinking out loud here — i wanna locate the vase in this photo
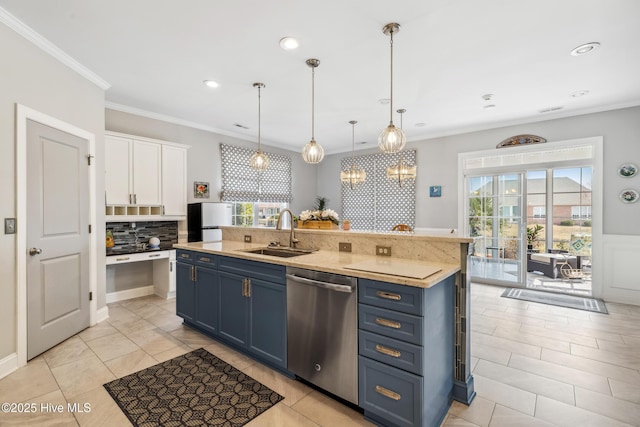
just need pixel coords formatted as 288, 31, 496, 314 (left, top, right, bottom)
298, 220, 339, 230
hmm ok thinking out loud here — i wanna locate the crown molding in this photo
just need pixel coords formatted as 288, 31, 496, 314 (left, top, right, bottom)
105, 101, 299, 152
0, 6, 110, 90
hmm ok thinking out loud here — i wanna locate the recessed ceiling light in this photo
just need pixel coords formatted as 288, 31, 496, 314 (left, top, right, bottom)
481, 94, 494, 101
233, 123, 249, 130
571, 90, 589, 98
570, 42, 600, 56
358, 141, 368, 145
484, 104, 496, 109
203, 80, 220, 88
378, 98, 390, 105
279, 37, 299, 50
414, 123, 426, 127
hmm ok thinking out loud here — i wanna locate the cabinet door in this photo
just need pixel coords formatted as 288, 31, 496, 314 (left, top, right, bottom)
161, 145, 187, 216
176, 261, 195, 321
194, 266, 219, 335
218, 271, 248, 347
104, 135, 132, 205
248, 278, 287, 368
132, 140, 162, 205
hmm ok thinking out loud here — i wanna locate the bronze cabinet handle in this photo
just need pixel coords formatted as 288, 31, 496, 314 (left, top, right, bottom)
180, 253, 190, 259
375, 317, 401, 329
375, 344, 401, 358
375, 385, 401, 401
199, 257, 211, 262
115, 257, 130, 261
376, 291, 401, 301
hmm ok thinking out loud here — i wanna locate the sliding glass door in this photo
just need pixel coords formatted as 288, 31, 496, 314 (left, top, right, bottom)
468, 173, 525, 285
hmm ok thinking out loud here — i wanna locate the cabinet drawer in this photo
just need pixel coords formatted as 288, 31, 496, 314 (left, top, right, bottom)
194, 253, 217, 268
176, 250, 195, 263
359, 304, 423, 345
359, 279, 423, 315
359, 330, 423, 376
218, 256, 285, 284
359, 356, 422, 427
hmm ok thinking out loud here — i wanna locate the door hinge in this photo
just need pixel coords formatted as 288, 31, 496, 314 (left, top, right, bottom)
89, 292, 93, 301
88, 224, 92, 233
87, 155, 94, 165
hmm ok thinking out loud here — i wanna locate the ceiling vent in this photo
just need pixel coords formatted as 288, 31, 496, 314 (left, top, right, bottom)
539, 106, 564, 113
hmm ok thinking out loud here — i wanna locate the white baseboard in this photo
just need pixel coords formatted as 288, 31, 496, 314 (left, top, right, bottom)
96, 306, 110, 323
0, 353, 19, 380
106, 285, 155, 304
154, 290, 176, 300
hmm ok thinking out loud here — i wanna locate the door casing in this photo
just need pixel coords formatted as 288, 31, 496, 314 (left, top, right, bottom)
16, 104, 97, 367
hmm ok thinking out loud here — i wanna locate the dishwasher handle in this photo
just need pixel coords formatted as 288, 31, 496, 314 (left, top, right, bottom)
286, 273, 354, 293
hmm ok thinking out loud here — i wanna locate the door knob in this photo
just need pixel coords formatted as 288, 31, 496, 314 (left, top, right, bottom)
29, 248, 42, 256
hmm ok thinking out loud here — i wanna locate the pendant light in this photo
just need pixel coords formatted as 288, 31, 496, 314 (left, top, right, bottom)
302, 58, 325, 164
386, 108, 416, 186
249, 82, 269, 171
378, 22, 406, 154
340, 120, 367, 189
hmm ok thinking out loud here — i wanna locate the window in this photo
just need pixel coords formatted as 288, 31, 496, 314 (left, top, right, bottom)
341, 149, 416, 231
221, 144, 292, 227
571, 205, 591, 219
533, 206, 546, 218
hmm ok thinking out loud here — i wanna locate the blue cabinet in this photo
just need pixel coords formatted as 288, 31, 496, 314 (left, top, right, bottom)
358, 276, 455, 427
218, 257, 287, 369
176, 249, 219, 335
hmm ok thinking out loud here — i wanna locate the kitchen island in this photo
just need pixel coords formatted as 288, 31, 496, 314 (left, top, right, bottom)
174, 228, 474, 427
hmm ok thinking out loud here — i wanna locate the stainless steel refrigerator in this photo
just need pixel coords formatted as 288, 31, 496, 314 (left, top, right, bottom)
187, 202, 232, 242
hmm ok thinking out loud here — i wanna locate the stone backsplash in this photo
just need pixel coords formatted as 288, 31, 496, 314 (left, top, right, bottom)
107, 221, 178, 250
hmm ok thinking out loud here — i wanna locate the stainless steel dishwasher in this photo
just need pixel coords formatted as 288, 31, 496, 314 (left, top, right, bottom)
286, 267, 358, 404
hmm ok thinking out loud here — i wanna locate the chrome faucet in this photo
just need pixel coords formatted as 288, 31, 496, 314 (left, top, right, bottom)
276, 209, 299, 248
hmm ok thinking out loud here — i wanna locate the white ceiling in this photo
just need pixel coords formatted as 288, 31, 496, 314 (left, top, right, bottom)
2, 0, 640, 155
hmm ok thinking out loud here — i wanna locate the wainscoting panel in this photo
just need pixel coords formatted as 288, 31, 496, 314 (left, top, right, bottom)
602, 234, 640, 305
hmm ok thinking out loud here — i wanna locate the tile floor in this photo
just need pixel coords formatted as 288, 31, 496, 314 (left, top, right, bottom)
1, 283, 639, 426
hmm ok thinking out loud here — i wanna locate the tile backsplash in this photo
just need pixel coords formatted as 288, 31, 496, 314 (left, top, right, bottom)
107, 221, 178, 249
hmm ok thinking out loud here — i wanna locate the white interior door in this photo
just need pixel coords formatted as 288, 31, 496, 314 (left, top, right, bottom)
27, 119, 90, 360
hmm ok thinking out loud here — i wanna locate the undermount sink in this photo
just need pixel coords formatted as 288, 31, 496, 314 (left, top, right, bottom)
240, 247, 316, 258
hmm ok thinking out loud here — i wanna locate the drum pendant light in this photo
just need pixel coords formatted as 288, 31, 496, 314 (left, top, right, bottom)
378, 23, 406, 154
249, 82, 269, 171
302, 58, 325, 164
340, 120, 367, 189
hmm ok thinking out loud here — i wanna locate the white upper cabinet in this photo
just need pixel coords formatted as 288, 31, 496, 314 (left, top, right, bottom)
162, 144, 188, 216
105, 132, 189, 220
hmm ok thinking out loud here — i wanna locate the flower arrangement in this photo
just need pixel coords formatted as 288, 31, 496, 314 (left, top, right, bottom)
299, 208, 340, 226
299, 196, 339, 226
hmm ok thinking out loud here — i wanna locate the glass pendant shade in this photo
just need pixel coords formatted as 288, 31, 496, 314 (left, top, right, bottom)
250, 82, 269, 171
302, 139, 324, 164
378, 124, 406, 153
341, 120, 366, 188
302, 58, 324, 164
386, 157, 416, 187
249, 149, 269, 171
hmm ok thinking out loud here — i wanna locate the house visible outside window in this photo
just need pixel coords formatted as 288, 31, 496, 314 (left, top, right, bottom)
220, 144, 292, 227
571, 205, 591, 219
533, 206, 546, 218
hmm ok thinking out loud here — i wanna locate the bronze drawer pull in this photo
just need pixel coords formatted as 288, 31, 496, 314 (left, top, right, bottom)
376, 291, 401, 301
148, 254, 161, 258
199, 257, 211, 262
375, 385, 401, 401
375, 344, 401, 358
116, 257, 130, 261
180, 253, 190, 259
375, 317, 401, 329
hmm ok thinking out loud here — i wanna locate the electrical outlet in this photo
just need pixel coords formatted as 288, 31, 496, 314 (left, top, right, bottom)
376, 245, 392, 256
4, 218, 16, 234
244, 235, 252, 243
339, 242, 352, 252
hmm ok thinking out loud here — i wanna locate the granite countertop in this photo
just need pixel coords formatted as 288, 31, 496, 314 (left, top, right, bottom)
107, 245, 175, 256
173, 240, 462, 289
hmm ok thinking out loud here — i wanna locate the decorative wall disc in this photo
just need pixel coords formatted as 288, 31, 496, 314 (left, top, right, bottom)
619, 189, 639, 203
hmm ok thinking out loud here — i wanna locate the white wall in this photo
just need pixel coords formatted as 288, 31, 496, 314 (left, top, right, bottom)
318, 106, 640, 236
105, 109, 318, 216
0, 21, 106, 360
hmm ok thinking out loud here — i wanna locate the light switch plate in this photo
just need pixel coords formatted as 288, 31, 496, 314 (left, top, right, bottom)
4, 218, 16, 234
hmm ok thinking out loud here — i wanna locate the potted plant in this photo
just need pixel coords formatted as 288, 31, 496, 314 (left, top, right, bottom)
526, 224, 543, 250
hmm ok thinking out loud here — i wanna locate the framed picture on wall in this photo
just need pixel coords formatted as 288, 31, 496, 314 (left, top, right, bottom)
194, 181, 210, 198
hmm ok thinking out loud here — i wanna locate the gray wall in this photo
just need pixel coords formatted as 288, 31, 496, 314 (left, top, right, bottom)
105, 109, 318, 216
318, 106, 640, 235
0, 22, 106, 360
